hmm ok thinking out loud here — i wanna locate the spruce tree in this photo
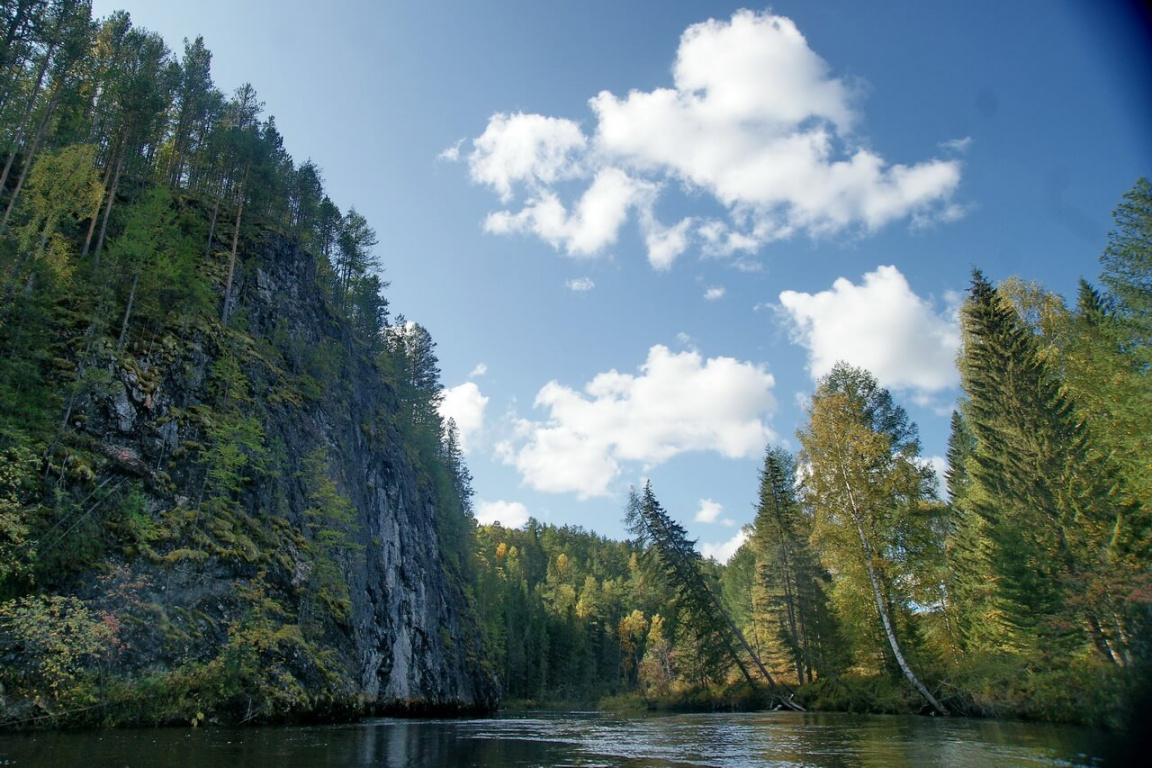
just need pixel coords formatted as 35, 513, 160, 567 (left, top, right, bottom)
750, 447, 838, 684
959, 270, 1135, 664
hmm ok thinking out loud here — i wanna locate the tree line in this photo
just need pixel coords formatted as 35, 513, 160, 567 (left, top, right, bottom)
474, 180, 1150, 724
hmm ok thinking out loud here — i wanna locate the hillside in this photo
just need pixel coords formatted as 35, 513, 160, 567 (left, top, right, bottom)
0, 1, 496, 726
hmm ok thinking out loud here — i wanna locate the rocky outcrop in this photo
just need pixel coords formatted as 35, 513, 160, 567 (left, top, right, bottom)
63, 232, 497, 719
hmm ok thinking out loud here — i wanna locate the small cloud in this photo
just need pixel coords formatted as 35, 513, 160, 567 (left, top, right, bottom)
704, 286, 726, 301
939, 136, 973, 153
469, 363, 488, 378
438, 139, 464, 162
695, 499, 724, 523
567, 277, 596, 293
701, 529, 749, 563
438, 382, 489, 453
476, 499, 531, 528
642, 214, 693, 270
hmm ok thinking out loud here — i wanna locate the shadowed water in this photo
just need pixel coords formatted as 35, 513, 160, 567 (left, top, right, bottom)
0, 711, 1115, 767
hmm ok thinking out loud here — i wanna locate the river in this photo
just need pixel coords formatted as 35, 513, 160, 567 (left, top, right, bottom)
0, 710, 1118, 766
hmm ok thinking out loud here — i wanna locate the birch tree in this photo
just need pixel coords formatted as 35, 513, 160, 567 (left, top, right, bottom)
799, 363, 948, 715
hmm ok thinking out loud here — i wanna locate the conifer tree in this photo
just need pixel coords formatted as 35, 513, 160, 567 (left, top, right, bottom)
959, 270, 1136, 664
750, 447, 838, 684
625, 482, 801, 708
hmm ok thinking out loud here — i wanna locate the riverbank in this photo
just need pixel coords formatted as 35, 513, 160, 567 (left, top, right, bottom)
587, 659, 1142, 731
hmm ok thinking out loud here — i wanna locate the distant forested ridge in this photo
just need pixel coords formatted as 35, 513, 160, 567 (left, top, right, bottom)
471, 183, 1152, 726
0, 0, 495, 727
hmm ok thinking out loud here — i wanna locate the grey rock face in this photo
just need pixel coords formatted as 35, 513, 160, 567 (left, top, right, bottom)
75, 233, 497, 716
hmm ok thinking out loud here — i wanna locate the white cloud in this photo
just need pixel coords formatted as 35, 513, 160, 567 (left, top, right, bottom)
640, 213, 693, 270
695, 499, 724, 523
458, 10, 962, 268
778, 265, 960, 396
694, 498, 735, 526
502, 345, 777, 498
701, 529, 749, 563
704, 286, 726, 301
484, 167, 654, 255
940, 136, 973, 153
566, 277, 596, 293
469, 362, 488, 378
438, 381, 489, 453
475, 500, 531, 528
438, 139, 464, 162
468, 112, 587, 202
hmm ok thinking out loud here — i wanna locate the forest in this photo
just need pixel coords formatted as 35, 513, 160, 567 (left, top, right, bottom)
0, 0, 1149, 730
471, 181, 1152, 725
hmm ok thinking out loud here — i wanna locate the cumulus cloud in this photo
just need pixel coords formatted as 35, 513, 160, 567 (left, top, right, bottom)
704, 286, 725, 301
695, 498, 735, 526
778, 265, 960, 396
701, 529, 749, 563
566, 277, 596, 293
501, 345, 777, 498
438, 381, 489, 453
695, 499, 724, 523
469, 362, 488, 378
452, 10, 963, 268
468, 112, 586, 202
484, 167, 654, 256
476, 500, 531, 528
641, 213, 693, 270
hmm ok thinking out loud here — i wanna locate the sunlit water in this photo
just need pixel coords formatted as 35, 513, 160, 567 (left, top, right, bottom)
0, 710, 1117, 767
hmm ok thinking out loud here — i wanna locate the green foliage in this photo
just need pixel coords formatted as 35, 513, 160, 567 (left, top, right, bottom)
299, 447, 360, 626
0, 445, 39, 588
0, 594, 119, 703
799, 363, 947, 714
9, 144, 102, 276
627, 484, 734, 685
745, 447, 842, 685
958, 270, 1140, 663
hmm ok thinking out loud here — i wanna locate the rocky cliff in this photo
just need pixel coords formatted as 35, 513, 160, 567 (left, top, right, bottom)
2, 231, 497, 725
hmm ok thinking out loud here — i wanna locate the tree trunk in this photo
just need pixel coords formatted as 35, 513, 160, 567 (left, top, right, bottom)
839, 467, 948, 716
0, 35, 56, 193
90, 142, 125, 277
0, 1, 37, 109
82, 142, 118, 258
0, 85, 62, 233
220, 168, 248, 325
117, 270, 139, 350
205, 175, 229, 258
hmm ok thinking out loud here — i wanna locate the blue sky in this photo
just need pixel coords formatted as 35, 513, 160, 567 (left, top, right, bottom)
92, 0, 1151, 555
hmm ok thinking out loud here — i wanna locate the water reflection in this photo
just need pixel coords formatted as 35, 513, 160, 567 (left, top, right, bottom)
0, 710, 1111, 767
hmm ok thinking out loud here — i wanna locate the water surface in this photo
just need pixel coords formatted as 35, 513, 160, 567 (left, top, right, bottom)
0, 710, 1115, 767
